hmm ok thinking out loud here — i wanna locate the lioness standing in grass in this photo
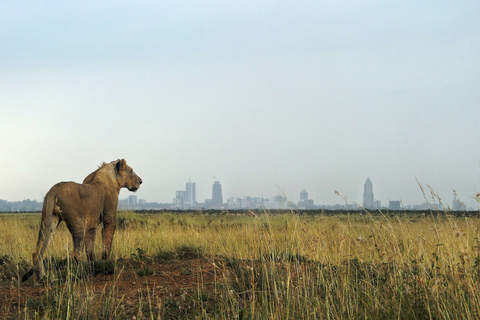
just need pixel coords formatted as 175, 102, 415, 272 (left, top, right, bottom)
22, 159, 142, 281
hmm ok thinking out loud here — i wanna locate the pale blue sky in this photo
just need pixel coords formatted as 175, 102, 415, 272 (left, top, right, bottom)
1, 1, 479, 208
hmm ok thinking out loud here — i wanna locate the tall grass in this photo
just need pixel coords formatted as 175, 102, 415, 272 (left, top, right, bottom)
2, 209, 480, 319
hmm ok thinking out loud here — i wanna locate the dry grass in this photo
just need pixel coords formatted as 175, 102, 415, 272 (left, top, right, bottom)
2, 209, 480, 319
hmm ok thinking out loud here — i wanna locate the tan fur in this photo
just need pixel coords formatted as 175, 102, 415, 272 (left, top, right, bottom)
23, 159, 142, 281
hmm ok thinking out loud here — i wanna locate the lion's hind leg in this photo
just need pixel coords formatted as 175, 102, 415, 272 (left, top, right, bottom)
84, 227, 98, 261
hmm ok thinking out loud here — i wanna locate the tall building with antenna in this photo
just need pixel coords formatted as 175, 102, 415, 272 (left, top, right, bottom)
212, 181, 223, 208
363, 178, 374, 209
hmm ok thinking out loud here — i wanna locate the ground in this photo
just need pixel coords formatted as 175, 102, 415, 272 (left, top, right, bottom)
0, 257, 222, 319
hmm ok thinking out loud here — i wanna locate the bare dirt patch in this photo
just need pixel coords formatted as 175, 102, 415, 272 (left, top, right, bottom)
0, 257, 223, 319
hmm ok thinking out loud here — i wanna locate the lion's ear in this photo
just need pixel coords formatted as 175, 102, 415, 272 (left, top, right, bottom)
116, 159, 127, 172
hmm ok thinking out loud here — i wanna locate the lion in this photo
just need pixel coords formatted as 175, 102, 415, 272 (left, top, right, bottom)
22, 159, 142, 281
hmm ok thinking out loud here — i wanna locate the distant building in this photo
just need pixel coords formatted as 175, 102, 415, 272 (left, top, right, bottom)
204, 199, 212, 208
273, 195, 287, 202
452, 195, 466, 211
251, 197, 264, 206
128, 195, 137, 207
227, 197, 236, 209
175, 190, 186, 208
263, 195, 296, 209
300, 189, 308, 201
185, 181, 196, 208
298, 189, 314, 209
212, 181, 223, 208
118, 198, 128, 209
226, 196, 267, 210
388, 200, 401, 210
363, 178, 374, 209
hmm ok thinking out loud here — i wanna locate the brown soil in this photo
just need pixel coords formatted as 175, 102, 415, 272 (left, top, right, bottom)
0, 257, 225, 319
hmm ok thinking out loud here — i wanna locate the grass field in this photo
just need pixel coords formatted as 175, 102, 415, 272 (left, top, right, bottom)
1, 209, 480, 319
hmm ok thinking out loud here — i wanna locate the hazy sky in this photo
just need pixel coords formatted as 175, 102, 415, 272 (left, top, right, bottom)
1, 1, 479, 208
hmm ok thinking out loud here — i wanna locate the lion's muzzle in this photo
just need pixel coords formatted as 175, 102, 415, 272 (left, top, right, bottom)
128, 176, 142, 192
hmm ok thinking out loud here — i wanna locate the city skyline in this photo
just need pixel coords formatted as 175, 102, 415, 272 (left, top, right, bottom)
0, 176, 474, 212
0, 175, 477, 211
139, 177, 476, 210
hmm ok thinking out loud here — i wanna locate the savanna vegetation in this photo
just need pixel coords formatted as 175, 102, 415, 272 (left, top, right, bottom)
1, 207, 480, 319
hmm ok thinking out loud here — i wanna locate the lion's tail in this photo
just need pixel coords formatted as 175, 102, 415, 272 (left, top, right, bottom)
39, 192, 57, 243
22, 192, 57, 282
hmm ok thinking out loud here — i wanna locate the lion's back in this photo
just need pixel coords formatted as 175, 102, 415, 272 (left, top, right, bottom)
46, 182, 102, 213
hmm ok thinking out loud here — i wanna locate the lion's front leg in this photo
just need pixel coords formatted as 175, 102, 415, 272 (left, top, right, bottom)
102, 217, 116, 260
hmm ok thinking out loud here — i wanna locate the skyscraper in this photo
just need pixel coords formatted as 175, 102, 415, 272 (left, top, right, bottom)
212, 181, 223, 208
300, 189, 308, 201
185, 181, 196, 208
363, 178, 374, 209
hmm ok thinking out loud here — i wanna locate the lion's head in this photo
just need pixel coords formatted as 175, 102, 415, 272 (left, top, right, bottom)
115, 159, 143, 191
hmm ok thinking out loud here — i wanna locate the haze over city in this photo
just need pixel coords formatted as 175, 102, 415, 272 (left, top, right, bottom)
1, 1, 479, 209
